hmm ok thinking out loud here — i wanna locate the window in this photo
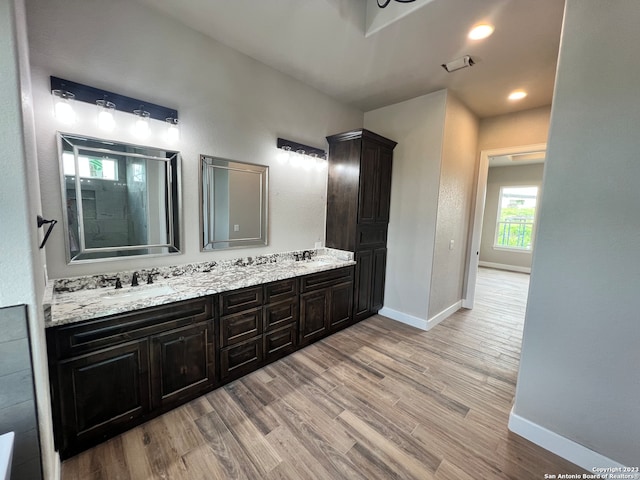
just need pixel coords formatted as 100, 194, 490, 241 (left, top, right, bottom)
63, 152, 118, 181
494, 186, 538, 251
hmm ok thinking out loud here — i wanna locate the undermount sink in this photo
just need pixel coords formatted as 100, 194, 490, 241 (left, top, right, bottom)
100, 284, 175, 303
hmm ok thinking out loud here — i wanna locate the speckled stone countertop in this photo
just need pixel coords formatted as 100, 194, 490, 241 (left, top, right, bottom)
44, 248, 355, 328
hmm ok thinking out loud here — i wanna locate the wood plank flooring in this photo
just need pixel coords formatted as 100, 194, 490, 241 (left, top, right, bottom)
62, 268, 585, 479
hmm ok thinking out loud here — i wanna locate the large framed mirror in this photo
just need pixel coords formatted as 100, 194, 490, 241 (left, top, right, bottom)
201, 155, 268, 250
58, 133, 182, 263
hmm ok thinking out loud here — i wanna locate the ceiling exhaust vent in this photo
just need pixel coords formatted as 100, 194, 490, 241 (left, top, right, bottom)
441, 55, 475, 73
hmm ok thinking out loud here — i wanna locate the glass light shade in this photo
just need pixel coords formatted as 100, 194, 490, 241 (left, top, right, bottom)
508, 90, 527, 101
52, 90, 76, 124
290, 149, 305, 168
96, 99, 116, 131
132, 109, 150, 138
277, 145, 291, 164
165, 118, 179, 143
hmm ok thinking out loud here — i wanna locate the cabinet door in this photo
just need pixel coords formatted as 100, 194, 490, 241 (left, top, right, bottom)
150, 322, 214, 410
371, 247, 387, 312
376, 148, 393, 223
329, 282, 354, 331
299, 289, 329, 346
358, 143, 380, 224
57, 339, 150, 458
353, 250, 373, 321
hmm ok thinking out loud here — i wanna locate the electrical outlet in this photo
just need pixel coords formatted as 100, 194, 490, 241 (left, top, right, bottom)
234, 224, 240, 232
449, 239, 455, 250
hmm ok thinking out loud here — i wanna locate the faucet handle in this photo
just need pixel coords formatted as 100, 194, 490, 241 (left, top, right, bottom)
115, 278, 122, 289
147, 274, 154, 285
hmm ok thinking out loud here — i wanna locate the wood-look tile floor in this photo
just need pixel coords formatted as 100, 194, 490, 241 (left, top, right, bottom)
62, 268, 585, 479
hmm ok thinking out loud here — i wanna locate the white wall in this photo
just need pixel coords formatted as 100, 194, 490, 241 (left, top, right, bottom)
364, 90, 446, 324
512, 0, 640, 467
26, 0, 363, 279
480, 164, 544, 270
428, 93, 478, 318
0, 0, 56, 477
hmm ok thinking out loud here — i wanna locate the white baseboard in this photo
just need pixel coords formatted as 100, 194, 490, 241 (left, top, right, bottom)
378, 300, 462, 331
426, 300, 462, 330
377, 307, 427, 330
479, 261, 531, 273
508, 409, 629, 473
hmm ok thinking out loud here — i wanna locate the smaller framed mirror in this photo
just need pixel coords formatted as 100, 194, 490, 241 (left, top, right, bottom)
58, 133, 182, 263
201, 155, 268, 250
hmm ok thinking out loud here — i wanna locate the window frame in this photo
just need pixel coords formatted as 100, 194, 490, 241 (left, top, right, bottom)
493, 185, 539, 253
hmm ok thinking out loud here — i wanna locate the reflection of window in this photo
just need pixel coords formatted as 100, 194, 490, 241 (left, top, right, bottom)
63, 152, 118, 180
494, 186, 538, 251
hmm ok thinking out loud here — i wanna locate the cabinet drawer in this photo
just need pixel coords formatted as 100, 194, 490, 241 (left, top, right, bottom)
356, 224, 387, 249
50, 297, 212, 359
264, 324, 297, 363
264, 278, 298, 303
219, 286, 263, 316
220, 337, 263, 382
264, 298, 298, 331
220, 308, 262, 347
300, 266, 354, 293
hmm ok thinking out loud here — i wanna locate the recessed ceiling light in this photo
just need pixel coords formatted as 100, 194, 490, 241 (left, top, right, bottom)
468, 24, 494, 40
508, 90, 528, 101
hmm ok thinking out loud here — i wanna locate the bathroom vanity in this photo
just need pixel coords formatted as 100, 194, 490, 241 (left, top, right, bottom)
44, 250, 354, 459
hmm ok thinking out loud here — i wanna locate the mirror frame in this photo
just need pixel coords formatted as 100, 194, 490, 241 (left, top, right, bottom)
200, 154, 268, 251
57, 132, 183, 264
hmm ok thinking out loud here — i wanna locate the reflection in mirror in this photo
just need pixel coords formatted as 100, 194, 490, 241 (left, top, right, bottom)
58, 133, 182, 263
201, 155, 268, 250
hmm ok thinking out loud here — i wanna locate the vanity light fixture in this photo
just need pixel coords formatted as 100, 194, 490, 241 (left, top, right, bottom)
276, 138, 327, 170
132, 107, 151, 138
96, 98, 116, 131
50, 76, 179, 139
52, 88, 76, 124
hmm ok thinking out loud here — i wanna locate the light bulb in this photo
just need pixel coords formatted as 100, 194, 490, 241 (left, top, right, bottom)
166, 117, 179, 143
52, 90, 76, 124
291, 149, 305, 168
508, 90, 527, 101
133, 108, 150, 138
468, 24, 494, 40
277, 145, 291, 164
96, 99, 116, 131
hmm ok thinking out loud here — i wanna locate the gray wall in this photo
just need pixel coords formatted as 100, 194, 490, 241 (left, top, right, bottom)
428, 93, 478, 318
513, 0, 640, 466
478, 106, 551, 152
0, 306, 42, 480
27, 0, 363, 280
364, 90, 446, 323
1, 0, 56, 477
480, 164, 544, 270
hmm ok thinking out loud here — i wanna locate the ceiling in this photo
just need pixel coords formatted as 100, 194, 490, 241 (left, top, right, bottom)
136, 0, 565, 118
489, 150, 546, 167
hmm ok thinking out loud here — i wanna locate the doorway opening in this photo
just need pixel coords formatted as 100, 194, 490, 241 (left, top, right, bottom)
463, 144, 546, 309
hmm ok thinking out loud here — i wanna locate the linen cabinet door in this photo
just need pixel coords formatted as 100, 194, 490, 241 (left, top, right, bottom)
150, 321, 215, 410
371, 247, 387, 312
56, 339, 150, 458
353, 250, 373, 322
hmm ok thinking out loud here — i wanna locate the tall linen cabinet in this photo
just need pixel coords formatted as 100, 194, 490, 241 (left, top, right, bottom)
325, 129, 397, 322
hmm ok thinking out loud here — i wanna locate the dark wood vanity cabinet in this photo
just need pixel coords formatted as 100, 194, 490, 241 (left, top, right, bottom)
299, 266, 354, 345
326, 129, 396, 322
47, 297, 214, 459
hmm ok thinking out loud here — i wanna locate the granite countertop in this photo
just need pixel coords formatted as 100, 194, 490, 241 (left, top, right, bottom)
44, 248, 355, 328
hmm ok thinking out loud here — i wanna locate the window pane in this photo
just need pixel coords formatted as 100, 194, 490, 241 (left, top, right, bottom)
495, 186, 538, 250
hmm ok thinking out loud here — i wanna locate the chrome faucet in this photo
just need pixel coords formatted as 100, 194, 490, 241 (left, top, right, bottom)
131, 272, 139, 287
